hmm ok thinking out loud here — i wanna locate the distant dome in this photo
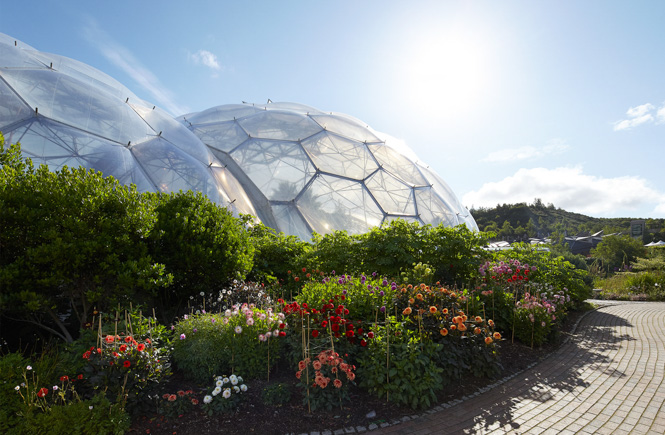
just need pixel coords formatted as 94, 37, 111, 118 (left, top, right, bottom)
0, 33, 477, 240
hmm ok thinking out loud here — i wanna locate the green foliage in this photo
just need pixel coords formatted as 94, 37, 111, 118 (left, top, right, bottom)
357, 327, 444, 410
171, 308, 281, 383
78, 334, 171, 415
261, 382, 292, 407
148, 191, 254, 316
400, 262, 435, 286
246, 223, 310, 286
17, 393, 130, 435
492, 244, 590, 306
157, 389, 198, 419
591, 235, 647, 274
296, 274, 396, 321
0, 139, 170, 343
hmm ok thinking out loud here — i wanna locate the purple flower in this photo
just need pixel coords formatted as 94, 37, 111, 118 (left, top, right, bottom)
180, 333, 186, 340
380, 306, 386, 313
379, 291, 385, 297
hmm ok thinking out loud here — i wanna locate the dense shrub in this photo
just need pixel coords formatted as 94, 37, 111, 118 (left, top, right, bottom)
148, 191, 255, 318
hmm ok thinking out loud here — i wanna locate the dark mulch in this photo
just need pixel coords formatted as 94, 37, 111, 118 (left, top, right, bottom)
128, 309, 589, 435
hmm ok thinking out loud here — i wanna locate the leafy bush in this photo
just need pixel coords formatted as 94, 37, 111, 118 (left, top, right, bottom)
261, 382, 292, 407
357, 325, 444, 410
0, 138, 170, 343
148, 190, 255, 318
171, 306, 282, 383
157, 389, 199, 419
247, 223, 310, 287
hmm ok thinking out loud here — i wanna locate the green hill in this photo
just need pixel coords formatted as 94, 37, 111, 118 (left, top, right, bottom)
470, 200, 665, 242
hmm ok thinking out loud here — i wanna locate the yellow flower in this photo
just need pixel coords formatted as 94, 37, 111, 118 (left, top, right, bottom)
440, 328, 448, 336
485, 336, 493, 344
493, 332, 502, 340
429, 306, 437, 313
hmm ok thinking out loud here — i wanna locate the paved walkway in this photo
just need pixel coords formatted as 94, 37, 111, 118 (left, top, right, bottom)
374, 301, 665, 434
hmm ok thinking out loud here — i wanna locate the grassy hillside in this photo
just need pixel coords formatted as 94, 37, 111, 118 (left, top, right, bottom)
470, 200, 665, 242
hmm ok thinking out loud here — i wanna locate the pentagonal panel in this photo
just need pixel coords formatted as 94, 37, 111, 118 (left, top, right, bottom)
189, 120, 249, 153
0, 69, 152, 145
309, 113, 381, 143
302, 131, 379, 180
298, 174, 383, 235
231, 139, 315, 201
365, 170, 416, 215
237, 110, 321, 141
0, 76, 34, 128
368, 144, 428, 186
3, 118, 155, 192
131, 138, 221, 203
271, 204, 312, 241
414, 188, 458, 227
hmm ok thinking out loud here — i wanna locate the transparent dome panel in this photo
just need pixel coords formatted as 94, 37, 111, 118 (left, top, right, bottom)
131, 138, 221, 203
0, 77, 33, 128
415, 162, 465, 211
309, 114, 381, 143
259, 102, 323, 115
27, 51, 136, 100
365, 170, 416, 215
414, 188, 458, 227
184, 104, 262, 124
271, 203, 312, 241
4, 118, 155, 191
1, 69, 152, 144
189, 120, 249, 153
231, 139, 315, 201
130, 103, 211, 164
237, 110, 322, 141
368, 144, 428, 186
209, 159, 258, 217
298, 174, 383, 235
301, 131, 379, 180
0, 43, 45, 68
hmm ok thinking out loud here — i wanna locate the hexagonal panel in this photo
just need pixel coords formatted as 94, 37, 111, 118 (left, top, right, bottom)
237, 110, 322, 141
309, 113, 381, 143
368, 143, 428, 186
298, 174, 383, 235
365, 170, 416, 215
189, 120, 249, 153
301, 131, 379, 180
0, 76, 33, 128
414, 188, 458, 227
231, 139, 315, 201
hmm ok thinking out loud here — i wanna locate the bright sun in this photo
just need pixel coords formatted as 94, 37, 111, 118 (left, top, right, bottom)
401, 31, 490, 121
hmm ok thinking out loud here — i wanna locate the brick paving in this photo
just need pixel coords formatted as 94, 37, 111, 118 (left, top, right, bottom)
368, 301, 665, 434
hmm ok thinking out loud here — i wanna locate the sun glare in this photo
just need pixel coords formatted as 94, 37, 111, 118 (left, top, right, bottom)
401, 32, 490, 120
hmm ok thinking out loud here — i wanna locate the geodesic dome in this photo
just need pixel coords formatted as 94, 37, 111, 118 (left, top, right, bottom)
0, 33, 257, 218
0, 32, 477, 240
182, 103, 477, 240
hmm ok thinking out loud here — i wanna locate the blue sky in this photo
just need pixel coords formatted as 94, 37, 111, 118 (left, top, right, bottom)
2, 0, 665, 218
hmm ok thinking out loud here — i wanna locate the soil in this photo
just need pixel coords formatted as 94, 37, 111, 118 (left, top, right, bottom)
128, 309, 588, 435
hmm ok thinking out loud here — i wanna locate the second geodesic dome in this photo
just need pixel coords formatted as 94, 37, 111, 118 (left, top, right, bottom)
0, 32, 477, 240
182, 102, 478, 240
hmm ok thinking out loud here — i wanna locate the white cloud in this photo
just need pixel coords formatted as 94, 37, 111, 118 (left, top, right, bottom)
81, 19, 188, 116
483, 139, 570, 162
191, 50, 222, 71
614, 103, 657, 131
657, 104, 665, 124
463, 166, 665, 217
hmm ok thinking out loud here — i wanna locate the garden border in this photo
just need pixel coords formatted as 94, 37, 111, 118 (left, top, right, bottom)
289, 302, 599, 435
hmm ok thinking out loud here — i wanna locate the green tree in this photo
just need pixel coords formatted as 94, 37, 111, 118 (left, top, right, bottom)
0, 135, 170, 342
591, 235, 647, 274
148, 191, 255, 317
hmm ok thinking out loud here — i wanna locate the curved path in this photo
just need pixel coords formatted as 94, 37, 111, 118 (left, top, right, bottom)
372, 301, 665, 434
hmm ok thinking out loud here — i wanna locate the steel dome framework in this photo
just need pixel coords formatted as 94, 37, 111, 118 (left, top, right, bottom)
0, 33, 477, 240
